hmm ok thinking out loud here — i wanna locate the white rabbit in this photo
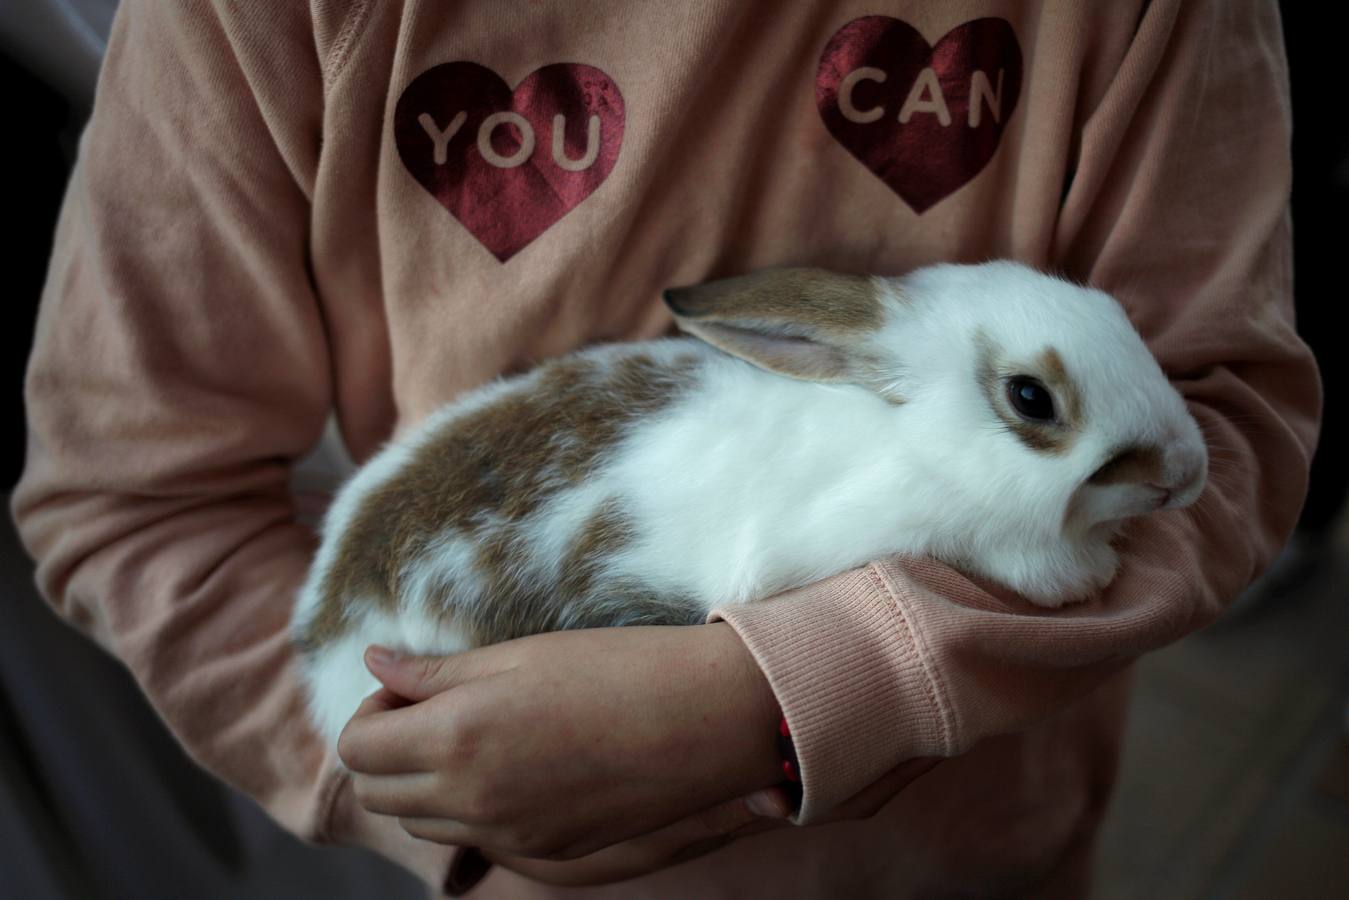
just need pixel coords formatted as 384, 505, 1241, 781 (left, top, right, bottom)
292, 261, 1208, 745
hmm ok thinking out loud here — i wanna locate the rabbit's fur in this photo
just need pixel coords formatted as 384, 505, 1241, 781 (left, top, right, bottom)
293, 262, 1208, 745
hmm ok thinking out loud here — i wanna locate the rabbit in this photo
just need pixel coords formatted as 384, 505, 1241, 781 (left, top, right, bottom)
292, 261, 1208, 746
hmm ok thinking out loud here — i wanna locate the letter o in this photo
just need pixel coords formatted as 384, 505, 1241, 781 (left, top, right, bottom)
478, 112, 535, 168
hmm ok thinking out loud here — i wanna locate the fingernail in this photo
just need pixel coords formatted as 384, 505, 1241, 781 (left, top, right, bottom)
746, 790, 787, 818
366, 645, 400, 668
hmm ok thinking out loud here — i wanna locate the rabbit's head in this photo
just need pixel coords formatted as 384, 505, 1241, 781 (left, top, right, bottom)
664, 262, 1207, 602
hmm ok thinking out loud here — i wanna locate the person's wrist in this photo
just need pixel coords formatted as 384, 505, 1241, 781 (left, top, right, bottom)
700, 622, 784, 791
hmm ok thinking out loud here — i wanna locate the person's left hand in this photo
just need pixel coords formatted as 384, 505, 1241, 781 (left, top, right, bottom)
337, 623, 787, 861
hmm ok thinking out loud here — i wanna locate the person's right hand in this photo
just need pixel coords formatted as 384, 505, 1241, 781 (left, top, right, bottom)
487, 756, 941, 887
485, 787, 793, 887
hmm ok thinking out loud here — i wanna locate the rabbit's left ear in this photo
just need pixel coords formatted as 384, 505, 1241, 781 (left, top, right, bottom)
663, 268, 884, 384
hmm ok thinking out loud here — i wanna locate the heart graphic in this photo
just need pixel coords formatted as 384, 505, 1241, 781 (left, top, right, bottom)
395, 62, 625, 261
817, 17, 1022, 213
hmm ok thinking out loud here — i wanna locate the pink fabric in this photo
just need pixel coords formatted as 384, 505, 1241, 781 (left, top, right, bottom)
12, 0, 1319, 896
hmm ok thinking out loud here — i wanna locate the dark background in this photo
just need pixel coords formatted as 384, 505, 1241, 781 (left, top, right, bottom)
4, 50, 66, 487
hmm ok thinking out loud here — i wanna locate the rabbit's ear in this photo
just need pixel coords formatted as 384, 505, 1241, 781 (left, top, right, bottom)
662, 268, 883, 384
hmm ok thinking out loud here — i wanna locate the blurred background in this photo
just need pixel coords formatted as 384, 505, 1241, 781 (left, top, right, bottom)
1, 2, 1344, 898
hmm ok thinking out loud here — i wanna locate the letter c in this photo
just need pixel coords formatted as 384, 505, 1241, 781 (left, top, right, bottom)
839, 67, 887, 124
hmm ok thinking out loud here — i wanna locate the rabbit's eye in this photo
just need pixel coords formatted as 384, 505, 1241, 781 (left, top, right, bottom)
1007, 377, 1055, 421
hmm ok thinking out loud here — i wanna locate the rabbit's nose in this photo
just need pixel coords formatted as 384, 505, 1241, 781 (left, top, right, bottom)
1157, 458, 1206, 509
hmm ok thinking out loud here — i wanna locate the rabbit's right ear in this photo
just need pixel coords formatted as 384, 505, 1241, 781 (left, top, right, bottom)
662, 268, 884, 384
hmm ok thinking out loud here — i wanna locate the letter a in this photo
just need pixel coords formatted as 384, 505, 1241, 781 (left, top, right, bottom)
897, 68, 952, 126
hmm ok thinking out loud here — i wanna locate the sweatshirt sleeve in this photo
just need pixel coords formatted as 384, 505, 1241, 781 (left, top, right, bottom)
10, 0, 455, 884
713, 0, 1322, 823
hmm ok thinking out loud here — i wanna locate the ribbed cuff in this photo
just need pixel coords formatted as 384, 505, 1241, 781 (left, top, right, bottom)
711, 563, 952, 823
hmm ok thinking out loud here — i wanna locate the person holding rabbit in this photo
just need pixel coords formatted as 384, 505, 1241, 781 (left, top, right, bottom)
13, 1, 1319, 896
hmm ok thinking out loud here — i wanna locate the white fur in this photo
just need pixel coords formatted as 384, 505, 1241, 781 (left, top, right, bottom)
294, 262, 1209, 745
302, 604, 473, 745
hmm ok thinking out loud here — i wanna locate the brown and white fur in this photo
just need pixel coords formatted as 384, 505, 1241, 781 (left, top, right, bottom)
292, 262, 1208, 745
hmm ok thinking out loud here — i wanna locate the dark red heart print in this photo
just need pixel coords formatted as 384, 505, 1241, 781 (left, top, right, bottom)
395, 62, 625, 262
817, 17, 1022, 213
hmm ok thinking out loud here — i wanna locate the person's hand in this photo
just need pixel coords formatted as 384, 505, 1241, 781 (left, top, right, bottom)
486, 786, 794, 886
337, 624, 786, 862
486, 754, 941, 887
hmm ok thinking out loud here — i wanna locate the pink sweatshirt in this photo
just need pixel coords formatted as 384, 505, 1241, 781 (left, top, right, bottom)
14, 0, 1320, 896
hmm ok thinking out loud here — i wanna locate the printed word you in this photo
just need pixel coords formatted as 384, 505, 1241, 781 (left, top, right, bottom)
418, 111, 603, 171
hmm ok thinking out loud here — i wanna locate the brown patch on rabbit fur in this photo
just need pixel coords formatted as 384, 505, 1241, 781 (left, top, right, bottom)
664, 268, 881, 334
975, 334, 1081, 455
1034, 348, 1083, 425
458, 500, 704, 644
1088, 444, 1166, 486
299, 350, 702, 650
